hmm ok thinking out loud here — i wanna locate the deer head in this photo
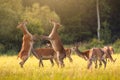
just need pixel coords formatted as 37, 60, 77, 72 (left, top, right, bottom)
49, 19, 62, 28
108, 46, 114, 54
17, 20, 28, 29
104, 46, 114, 54
71, 42, 80, 52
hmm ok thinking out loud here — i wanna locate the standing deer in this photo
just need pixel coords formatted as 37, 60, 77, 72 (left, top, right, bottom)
31, 47, 73, 67
31, 48, 55, 67
40, 20, 66, 67
72, 43, 106, 69
17, 20, 34, 68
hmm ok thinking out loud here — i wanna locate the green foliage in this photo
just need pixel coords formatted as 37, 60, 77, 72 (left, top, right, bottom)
100, 20, 111, 43
21, 3, 60, 35
0, 44, 5, 53
0, 0, 120, 53
0, 0, 23, 52
113, 39, 120, 53
86, 38, 104, 49
0, 1, 60, 53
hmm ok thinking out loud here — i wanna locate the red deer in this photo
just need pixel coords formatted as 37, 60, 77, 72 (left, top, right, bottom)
101, 46, 116, 62
72, 44, 106, 69
31, 48, 55, 67
17, 20, 34, 68
40, 20, 66, 67
31, 48, 73, 67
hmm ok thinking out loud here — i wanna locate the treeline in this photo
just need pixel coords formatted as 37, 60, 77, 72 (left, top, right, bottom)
0, 0, 120, 53
0, 0, 60, 53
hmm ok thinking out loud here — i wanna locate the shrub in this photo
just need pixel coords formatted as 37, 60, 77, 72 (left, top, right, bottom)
0, 43, 5, 53
113, 39, 120, 53
86, 38, 104, 49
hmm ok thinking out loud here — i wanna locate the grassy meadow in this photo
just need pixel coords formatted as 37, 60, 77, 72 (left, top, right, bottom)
0, 54, 120, 80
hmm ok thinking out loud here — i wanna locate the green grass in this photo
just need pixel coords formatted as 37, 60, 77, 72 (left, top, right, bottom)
0, 54, 120, 80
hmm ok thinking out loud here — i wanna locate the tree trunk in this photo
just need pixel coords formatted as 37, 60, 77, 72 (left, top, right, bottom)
96, 0, 101, 40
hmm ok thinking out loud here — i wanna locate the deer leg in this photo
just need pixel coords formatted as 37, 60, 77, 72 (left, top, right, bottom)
60, 52, 66, 67
19, 56, 28, 68
39, 59, 44, 67
50, 59, 54, 67
99, 60, 102, 68
94, 60, 98, 69
105, 58, 108, 63
101, 59, 106, 69
87, 59, 92, 69
39, 60, 41, 67
59, 58, 64, 68
68, 56, 73, 62
54, 57, 59, 67
57, 52, 65, 68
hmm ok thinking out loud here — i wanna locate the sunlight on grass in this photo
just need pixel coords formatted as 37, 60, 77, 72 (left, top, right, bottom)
0, 54, 120, 80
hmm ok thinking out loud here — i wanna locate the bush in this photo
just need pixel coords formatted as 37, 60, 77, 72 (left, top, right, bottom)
113, 39, 120, 53
0, 43, 5, 53
86, 38, 104, 49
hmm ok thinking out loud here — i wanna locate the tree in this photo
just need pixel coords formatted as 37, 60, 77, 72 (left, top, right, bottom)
96, 0, 101, 41
0, 0, 23, 52
21, 3, 60, 35
0, 1, 60, 53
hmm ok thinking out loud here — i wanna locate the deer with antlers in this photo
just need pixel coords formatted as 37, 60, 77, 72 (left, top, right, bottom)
17, 20, 34, 68
72, 43, 107, 69
40, 20, 66, 67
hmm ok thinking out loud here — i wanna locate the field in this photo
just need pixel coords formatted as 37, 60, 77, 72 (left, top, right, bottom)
0, 54, 120, 80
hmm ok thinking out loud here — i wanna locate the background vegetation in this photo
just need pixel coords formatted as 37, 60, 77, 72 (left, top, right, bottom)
0, 0, 120, 54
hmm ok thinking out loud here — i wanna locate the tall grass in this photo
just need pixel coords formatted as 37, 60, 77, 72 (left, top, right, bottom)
0, 54, 120, 80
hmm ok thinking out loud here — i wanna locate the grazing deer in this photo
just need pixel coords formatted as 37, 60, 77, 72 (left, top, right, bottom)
40, 20, 66, 67
101, 46, 116, 62
72, 44, 106, 69
31, 47, 73, 67
17, 20, 34, 68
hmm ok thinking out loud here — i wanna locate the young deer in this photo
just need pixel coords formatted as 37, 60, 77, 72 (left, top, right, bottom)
40, 20, 66, 67
17, 20, 34, 68
72, 44, 106, 69
31, 47, 73, 67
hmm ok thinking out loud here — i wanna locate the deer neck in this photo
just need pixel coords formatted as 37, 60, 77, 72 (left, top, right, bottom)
21, 26, 30, 35
50, 25, 58, 36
